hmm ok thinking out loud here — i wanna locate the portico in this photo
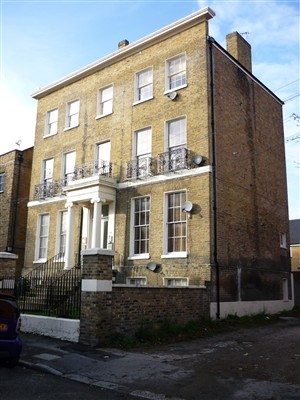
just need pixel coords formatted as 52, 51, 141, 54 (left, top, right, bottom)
63, 174, 117, 269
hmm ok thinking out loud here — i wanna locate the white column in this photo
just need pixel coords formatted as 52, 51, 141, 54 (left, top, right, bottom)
91, 198, 102, 248
64, 201, 75, 270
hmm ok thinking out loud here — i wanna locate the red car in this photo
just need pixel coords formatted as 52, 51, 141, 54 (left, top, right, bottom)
0, 293, 22, 366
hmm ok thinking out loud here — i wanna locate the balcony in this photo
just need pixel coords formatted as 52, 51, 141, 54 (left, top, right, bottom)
73, 160, 112, 180
34, 180, 65, 200
33, 160, 113, 200
157, 148, 189, 173
126, 157, 155, 180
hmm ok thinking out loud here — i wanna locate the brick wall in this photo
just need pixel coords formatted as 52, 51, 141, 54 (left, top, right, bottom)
210, 43, 291, 302
0, 148, 33, 276
80, 251, 210, 346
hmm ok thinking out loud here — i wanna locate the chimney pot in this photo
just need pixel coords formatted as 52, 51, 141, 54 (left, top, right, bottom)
118, 39, 129, 49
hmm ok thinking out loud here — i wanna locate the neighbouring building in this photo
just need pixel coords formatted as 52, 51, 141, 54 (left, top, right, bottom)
290, 219, 300, 272
24, 7, 293, 318
0, 147, 33, 277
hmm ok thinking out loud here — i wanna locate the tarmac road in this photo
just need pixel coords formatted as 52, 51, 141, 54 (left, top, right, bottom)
16, 317, 300, 399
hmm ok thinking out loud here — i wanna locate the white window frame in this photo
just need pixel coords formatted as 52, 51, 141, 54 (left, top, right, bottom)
63, 151, 76, 184
163, 277, 188, 287
57, 210, 67, 257
35, 213, 50, 262
129, 196, 150, 259
126, 277, 147, 286
162, 191, 187, 258
45, 108, 58, 137
134, 127, 152, 178
163, 117, 187, 172
65, 100, 80, 130
0, 173, 5, 193
165, 53, 187, 93
134, 67, 153, 104
166, 117, 187, 151
42, 158, 54, 183
96, 141, 111, 174
97, 84, 113, 118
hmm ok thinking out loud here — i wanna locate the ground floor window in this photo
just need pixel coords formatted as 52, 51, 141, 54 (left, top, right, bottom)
38, 214, 49, 260
133, 196, 150, 255
166, 191, 187, 254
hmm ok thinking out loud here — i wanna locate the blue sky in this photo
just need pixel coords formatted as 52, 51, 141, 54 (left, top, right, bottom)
0, 0, 299, 218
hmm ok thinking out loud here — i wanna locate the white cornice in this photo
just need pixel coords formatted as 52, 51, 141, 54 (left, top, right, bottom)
31, 7, 215, 99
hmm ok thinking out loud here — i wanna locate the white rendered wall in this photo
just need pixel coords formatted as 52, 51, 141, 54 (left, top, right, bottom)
21, 314, 80, 342
210, 299, 294, 320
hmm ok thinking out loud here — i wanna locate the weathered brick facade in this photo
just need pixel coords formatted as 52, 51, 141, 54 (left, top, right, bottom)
0, 147, 33, 276
24, 8, 291, 320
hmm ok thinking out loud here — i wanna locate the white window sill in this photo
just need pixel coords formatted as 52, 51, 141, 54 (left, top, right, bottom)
33, 258, 47, 264
128, 254, 150, 260
64, 124, 79, 132
161, 252, 187, 259
132, 96, 154, 106
43, 132, 57, 139
164, 84, 188, 95
96, 112, 113, 120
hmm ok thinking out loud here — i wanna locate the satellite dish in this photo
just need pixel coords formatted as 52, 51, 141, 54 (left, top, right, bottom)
167, 91, 178, 101
192, 155, 203, 166
182, 201, 193, 213
146, 262, 158, 272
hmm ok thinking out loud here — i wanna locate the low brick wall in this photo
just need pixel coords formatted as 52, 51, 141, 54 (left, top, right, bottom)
0, 252, 18, 277
111, 286, 209, 337
79, 250, 210, 346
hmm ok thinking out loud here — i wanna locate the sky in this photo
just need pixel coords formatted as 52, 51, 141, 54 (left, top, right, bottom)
0, 0, 299, 219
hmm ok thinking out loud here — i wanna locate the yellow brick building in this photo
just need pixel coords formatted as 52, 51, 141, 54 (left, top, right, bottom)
24, 8, 292, 317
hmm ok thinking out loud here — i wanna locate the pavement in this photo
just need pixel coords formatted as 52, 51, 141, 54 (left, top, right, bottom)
18, 318, 300, 400
19, 332, 189, 400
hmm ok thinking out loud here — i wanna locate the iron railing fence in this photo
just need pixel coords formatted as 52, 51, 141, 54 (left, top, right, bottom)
0, 253, 81, 319
13, 267, 81, 319
23, 252, 65, 282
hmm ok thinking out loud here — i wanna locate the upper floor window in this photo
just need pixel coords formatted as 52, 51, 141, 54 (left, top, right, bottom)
96, 141, 111, 175
165, 191, 187, 255
167, 117, 186, 151
63, 151, 76, 184
43, 158, 54, 183
66, 100, 80, 129
135, 127, 152, 178
132, 196, 150, 256
166, 54, 186, 91
0, 173, 5, 193
135, 68, 153, 103
97, 85, 113, 117
45, 108, 58, 137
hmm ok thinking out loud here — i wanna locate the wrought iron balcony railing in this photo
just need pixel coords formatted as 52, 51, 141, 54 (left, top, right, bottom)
126, 156, 155, 180
34, 180, 65, 200
73, 160, 112, 180
157, 147, 189, 173
33, 160, 112, 200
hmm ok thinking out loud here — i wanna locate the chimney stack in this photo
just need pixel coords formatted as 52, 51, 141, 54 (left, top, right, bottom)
118, 39, 129, 49
226, 32, 252, 73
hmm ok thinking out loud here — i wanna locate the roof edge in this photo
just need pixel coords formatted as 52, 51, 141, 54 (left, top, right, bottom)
31, 7, 215, 99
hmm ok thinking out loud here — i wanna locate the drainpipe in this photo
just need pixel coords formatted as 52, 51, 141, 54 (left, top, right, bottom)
10, 151, 23, 253
208, 36, 220, 319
